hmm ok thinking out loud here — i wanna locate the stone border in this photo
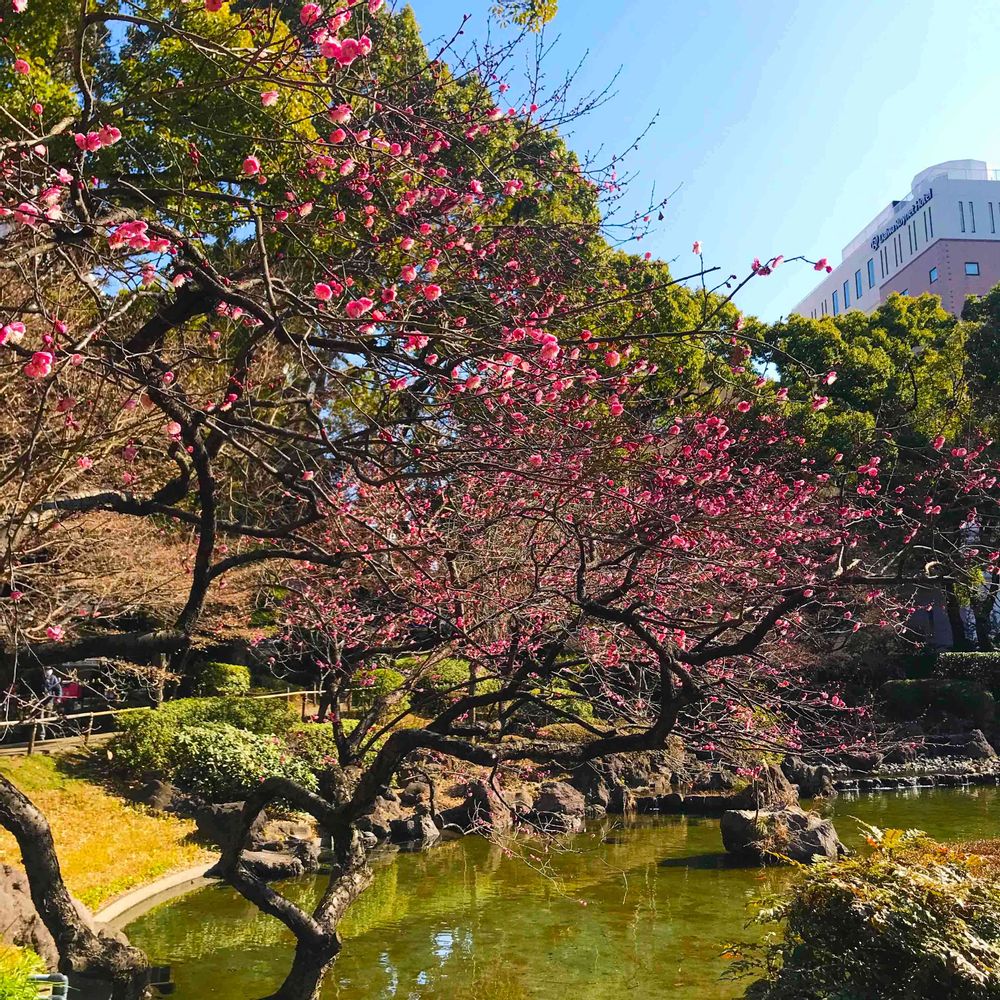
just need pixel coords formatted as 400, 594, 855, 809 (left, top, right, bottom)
94, 863, 217, 930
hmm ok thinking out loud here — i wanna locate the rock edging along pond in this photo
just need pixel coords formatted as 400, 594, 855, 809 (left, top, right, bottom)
123, 785, 1000, 1000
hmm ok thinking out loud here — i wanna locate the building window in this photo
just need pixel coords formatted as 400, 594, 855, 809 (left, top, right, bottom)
966, 261, 981, 276
832, 289, 839, 316
970, 201, 976, 233
901, 289, 909, 296
960, 201, 966, 232
991, 202, 996, 235
928, 206, 934, 237
855, 269, 863, 299
924, 210, 929, 242
929, 266, 939, 283
843, 280, 850, 308
867, 258, 875, 288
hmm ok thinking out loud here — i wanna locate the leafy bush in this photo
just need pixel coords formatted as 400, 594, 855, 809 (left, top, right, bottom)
735, 826, 1000, 1000
113, 696, 296, 776
353, 667, 409, 714
196, 662, 251, 696
937, 651, 1000, 694
283, 722, 356, 772
879, 678, 995, 725
171, 723, 317, 802
404, 657, 504, 719
0, 946, 44, 1000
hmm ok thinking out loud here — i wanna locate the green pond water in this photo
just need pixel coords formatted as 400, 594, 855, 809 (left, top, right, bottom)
126, 787, 1000, 1000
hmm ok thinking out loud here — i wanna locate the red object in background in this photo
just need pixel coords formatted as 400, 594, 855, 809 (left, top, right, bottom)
58, 681, 82, 705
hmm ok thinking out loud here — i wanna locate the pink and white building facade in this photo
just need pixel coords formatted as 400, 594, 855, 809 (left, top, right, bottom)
790, 160, 1000, 319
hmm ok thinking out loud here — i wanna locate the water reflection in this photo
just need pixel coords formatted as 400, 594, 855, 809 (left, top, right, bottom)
127, 787, 1000, 1000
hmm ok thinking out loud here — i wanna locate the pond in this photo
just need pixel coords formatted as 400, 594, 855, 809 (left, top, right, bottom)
126, 787, 1000, 1000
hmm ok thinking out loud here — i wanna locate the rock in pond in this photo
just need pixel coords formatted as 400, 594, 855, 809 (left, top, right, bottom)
389, 806, 440, 847
720, 807, 845, 864
529, 781, 586, 834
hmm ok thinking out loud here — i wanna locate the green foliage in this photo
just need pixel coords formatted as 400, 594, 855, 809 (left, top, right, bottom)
0, 946, 44, 1000
283, 721, 356, 772
172, 723, 317, 802
196, 662, 251, 696
353, 667, 409, 713
768, 293, 967, 461
736, 826, 1000, 1000
879, 678, 995, 725
492, 0, 559, 29
113, 696, 296, 775
937, 651, 1000, 688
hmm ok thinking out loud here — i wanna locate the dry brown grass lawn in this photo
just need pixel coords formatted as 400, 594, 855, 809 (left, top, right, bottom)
0, 752, 211, 910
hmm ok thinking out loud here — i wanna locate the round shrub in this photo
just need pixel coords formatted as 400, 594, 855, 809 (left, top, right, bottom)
196, 662, 251, 696
171, 723, 317, 802
353, 667, 409, 713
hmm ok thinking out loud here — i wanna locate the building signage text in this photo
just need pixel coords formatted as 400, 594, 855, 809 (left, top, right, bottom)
870, 189, 933, 250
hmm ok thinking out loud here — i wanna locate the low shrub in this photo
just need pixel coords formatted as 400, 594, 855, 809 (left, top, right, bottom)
0, 946, 44, 1000
879, 677, 995, 725
113, 696, 296, 776
196, 662, 251, 696
734, 826, 1000, 1000
283, 721, 357, 772
353, 667, 409, 714
405, 657, 503, 719
171, 723, 317, 802
936, 651, 1000, 695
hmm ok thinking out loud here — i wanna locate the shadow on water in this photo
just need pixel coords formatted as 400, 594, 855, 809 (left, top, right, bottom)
126, 786, 1000, 1000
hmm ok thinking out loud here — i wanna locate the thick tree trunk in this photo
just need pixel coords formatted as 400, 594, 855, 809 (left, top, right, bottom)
262, 936, 339, 1000
944, 584, 973, 651
0, 776, 149, 995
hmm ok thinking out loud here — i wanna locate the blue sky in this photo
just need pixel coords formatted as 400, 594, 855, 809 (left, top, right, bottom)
405, 0, 1000, 321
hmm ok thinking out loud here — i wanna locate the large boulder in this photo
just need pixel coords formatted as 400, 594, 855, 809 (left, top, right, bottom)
781, 757, 836, 798
437, 780, 512, 836
356, 790, 406, 842
189, 801, 268, 850
529, 781, 586, 834
929, 729, 997, 760
389, 806, 440, 847
208, 849, 309, 882
720, 807, 845, 864
126, 778, 182, 813
0, 865, 127, 969
833, 750, 885, 773
569, 760, 637, 814
398, 781, 431, 808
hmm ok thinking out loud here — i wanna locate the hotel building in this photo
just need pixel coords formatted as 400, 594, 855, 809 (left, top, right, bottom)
790, 160, 1000, 319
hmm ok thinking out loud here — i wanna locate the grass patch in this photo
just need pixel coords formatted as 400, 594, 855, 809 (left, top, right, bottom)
0, 752, 210, 910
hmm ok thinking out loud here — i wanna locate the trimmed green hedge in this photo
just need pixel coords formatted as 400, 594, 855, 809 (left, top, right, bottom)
113, 696, 297, 775
196, 661, 251, 696
880, 678, 995, 725
937, 650, 1000, 684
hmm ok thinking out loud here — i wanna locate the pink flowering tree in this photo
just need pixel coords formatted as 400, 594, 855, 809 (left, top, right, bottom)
0, 0, 987, 998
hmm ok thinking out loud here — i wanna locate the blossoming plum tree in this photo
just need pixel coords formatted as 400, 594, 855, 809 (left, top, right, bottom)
0, 1, 989, 998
